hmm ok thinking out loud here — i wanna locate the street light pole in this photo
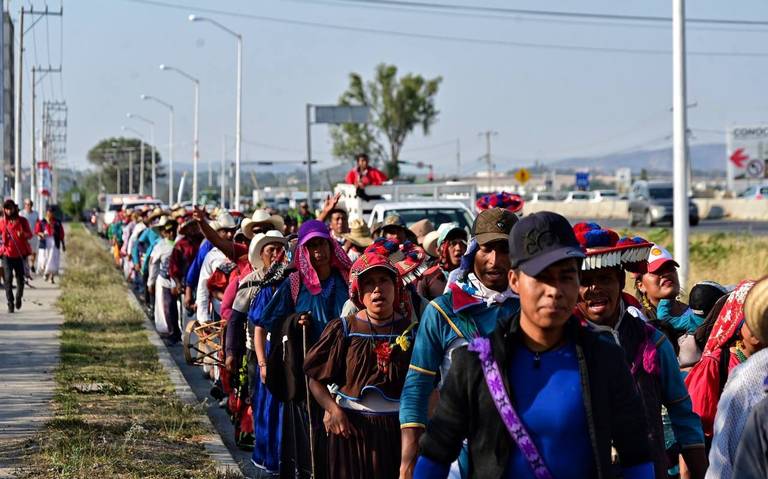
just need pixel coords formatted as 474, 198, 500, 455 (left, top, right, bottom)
189, 14, 243, 209
306, 104, 313, 209
672, 0, 690, 288
160, 64, 200, 205
142, 95, 175, 206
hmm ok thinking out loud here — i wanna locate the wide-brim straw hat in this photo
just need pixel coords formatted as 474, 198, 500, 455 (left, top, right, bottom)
343, 218, 374, 248
422, 230, 440, 258
147, 207, 167, 222
242, 209, 285, 239
409, 219, 435, 245
249, 230, 288, 269
210, 212, 237, 231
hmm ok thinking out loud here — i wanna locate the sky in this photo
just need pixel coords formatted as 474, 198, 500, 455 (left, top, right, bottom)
16, 0, 768, 178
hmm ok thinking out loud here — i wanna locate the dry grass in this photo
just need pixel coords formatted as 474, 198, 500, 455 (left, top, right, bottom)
618, 228, 768, 290
17, 223, 241, 479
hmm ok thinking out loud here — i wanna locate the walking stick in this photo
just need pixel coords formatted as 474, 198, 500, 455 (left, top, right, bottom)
302, 318, 316, 479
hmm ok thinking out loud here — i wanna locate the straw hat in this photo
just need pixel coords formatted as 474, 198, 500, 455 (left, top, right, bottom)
422, 230, 440, 258
745, 276, 768, 343
343, 218, 374, 248
210, 212, 237, 231
249, 230, 288, 269
241, 209, 285, 239
151, 215, 172, 231
147, 207, 167, 221
409, 219, 434, 245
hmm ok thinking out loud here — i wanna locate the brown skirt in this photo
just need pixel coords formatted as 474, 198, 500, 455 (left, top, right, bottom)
326, 410, 401, 479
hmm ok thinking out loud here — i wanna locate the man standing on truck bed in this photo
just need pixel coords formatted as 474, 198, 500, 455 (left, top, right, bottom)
345, 153, 388, 201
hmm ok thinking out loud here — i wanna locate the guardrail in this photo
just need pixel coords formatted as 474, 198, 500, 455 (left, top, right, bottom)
522, 199, 768, 221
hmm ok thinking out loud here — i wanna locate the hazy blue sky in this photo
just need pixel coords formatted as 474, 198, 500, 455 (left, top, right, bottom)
20, 0, 768, 177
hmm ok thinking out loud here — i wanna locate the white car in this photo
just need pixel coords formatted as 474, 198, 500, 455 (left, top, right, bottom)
738, 185, 768, 200
563, 191, 592, 202
367, 201, 475, 233
590, 189, 620, 202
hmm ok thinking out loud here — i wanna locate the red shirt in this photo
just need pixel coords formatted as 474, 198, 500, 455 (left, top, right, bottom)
345, 166, 388, 187
0, 217, 32, 258
168, 236, 202, 284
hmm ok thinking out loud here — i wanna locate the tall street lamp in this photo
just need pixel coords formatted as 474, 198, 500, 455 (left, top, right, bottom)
122, 125, 145, 195
127, 113, 157, 198
160, 64, 200, 205
189, 14, 242, 209
141, 94, 175, 206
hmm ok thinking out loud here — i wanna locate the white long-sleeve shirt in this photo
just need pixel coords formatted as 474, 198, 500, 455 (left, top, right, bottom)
195, 248, 226, 324
147, 238, 175, 290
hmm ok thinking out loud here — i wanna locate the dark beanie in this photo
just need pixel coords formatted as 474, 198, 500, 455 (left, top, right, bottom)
689, 281, 729, 317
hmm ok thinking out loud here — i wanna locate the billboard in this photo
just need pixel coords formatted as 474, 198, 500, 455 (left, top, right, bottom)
727, 125, 768, 191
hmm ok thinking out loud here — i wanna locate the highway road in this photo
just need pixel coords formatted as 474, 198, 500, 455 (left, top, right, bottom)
570, 218, 768, 235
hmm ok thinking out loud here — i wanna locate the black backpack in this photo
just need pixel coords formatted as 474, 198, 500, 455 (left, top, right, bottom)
265, 312, 308, 403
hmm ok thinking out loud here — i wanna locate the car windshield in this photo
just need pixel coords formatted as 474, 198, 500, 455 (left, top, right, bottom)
648, 187, 673, 199
108, 204, 122, 211
571, 193, 590, 199
391, 208, 473, 231
599, 191, 618, 197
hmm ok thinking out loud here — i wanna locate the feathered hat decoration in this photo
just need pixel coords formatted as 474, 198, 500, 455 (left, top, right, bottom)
573, 222, 653, 271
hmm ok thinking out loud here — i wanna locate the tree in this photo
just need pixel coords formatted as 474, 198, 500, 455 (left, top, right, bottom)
330, 64, 442, 178
87, 137, 163, 194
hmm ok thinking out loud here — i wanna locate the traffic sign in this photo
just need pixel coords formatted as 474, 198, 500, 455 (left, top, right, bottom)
514, 168, 531, 184
575, 171, 590, 190
747, 159, 765, 178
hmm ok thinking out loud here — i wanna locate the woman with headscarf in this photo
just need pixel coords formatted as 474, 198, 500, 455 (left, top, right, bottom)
34, 206, 65, 283
259, 219, 352, 479
416, 223, 467, 301
303, 239, 423, 479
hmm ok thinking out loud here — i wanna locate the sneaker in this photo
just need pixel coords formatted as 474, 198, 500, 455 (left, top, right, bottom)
7, 302, 13, 313
15, 298, 21, 310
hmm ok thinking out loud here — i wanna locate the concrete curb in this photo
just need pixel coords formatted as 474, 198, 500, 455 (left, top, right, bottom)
84, 226, 245, 477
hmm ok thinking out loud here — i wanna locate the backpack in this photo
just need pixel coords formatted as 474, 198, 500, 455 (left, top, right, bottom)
265, 312, 307, 403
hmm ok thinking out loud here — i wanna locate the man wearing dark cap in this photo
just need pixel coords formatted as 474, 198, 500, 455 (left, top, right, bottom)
413, 211, 654, 479
399, 207, 520, 477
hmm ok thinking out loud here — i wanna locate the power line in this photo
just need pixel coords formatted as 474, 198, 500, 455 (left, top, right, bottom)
329, 0, 768, 27
117, 0, 768, 57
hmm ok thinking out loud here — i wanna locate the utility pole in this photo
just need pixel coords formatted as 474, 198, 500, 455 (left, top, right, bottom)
478, 131, 498, 191
13, 5, 63, 205
30, 66, 61, 207
672, 0, 690, 288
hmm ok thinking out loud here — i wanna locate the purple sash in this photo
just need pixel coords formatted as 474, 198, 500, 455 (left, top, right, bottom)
468, 337, 553, 479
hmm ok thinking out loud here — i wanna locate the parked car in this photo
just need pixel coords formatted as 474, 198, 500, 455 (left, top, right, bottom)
563, 191, 592, 202
589, 189, 620, 202
628, 181, 699, 227
738, 184, 768, 200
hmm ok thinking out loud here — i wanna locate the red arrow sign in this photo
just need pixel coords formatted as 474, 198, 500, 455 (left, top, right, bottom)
730, 148, 749, 168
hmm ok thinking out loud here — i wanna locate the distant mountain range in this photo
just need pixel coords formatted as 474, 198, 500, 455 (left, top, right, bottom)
548, 143, 726, 174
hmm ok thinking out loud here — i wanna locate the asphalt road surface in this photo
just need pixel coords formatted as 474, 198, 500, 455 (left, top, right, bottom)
572, 218, 768, 235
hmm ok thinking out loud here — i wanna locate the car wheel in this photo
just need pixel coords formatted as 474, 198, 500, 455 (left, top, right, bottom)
628, 210, 637, 227
644, 210, 654, 227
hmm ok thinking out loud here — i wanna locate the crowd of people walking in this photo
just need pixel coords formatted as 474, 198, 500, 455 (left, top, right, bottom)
104, 187, 768, 479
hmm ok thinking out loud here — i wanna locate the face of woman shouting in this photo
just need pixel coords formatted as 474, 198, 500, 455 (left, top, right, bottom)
359, 267, 396, 321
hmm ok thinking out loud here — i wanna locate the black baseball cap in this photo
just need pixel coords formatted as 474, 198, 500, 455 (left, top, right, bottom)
509, 211, 585, 277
